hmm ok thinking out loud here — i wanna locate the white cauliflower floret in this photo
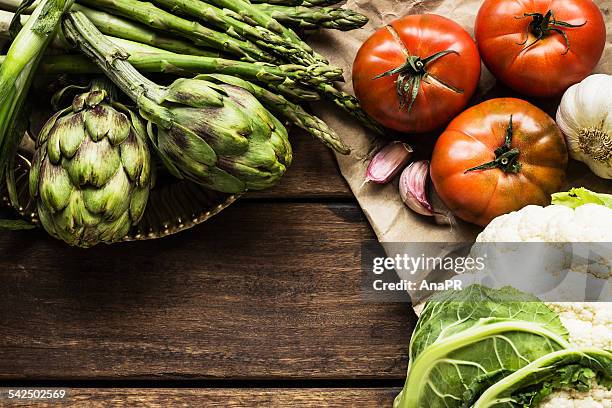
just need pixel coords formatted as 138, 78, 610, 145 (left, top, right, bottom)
547, 302, 612, 349
516, 205, 574, 241
538, 302, 612, 407
473, 203, 612, 301
556, 204, 612, 242
477, 204, 612, 242
538, 370, 612, 406
538, 384, 612, 408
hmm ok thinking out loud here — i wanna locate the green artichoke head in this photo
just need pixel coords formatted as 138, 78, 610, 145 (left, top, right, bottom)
29, 80, 153, 248
142, 76, 292, 194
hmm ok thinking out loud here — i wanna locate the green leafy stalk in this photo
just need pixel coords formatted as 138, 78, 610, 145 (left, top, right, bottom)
472, 348, 612, 408
465, 116, 521, 174
23, 51, 321, 102
254, 4, 369, 31
374, 50, 461, 115
77, 0, 276, 63
263, 78, 320, 101
199, 74, 350, 154
0, 44, 341, 151
516, 10, 586, 55
0, 0, 74, 182
149, 0, 329, 68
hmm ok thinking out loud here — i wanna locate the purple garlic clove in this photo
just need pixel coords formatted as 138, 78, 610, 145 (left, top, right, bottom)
365, 142, 413, 184
399, 160, 435, 216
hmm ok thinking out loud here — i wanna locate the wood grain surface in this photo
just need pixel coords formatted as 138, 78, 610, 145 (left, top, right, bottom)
0, 203, 416, 380
1, 388, 402, 407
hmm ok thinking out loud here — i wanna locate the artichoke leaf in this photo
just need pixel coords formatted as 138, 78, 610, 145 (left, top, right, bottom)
39, 160, 73, 212
64, 136, 120, 188
81, 170, 131, 219
47, 113, 85, 163
170, 105, 250, 156
163, 78, 224, 108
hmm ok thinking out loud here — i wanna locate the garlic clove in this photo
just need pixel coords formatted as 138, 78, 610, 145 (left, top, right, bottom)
365, 141, 413, 184
399, 160, 435, 216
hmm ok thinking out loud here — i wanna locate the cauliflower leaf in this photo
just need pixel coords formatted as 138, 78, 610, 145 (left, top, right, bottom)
552, 188, 612, 210
394, 285, 571, 408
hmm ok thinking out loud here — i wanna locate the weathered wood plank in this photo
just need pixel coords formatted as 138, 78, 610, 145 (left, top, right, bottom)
2, 388, 401, 407
0, 203, 416, 380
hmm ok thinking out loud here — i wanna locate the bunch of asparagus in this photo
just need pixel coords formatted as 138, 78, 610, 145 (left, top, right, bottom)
0, 0, 378, 153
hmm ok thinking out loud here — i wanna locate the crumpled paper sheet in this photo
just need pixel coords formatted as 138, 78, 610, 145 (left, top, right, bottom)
309, 0, 612, 244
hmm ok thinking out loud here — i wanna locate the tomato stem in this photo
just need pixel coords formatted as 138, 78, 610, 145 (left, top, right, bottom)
372, 50, 462, 114
465, 115, 522, 174
516, 10, 586, 55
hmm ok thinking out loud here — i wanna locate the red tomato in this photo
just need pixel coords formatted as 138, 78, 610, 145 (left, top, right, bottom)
352, 14, 481, 134
430, 98, 568, 227
475, 0, 606, 98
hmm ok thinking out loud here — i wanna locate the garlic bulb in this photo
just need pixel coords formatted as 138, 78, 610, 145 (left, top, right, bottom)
556, 74, 612, 179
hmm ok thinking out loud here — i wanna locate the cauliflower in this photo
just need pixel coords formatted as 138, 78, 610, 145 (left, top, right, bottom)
469, 202, 612, 301
539, 302, 612, 408
476, 204, 612, 242
473, 189, 612, 407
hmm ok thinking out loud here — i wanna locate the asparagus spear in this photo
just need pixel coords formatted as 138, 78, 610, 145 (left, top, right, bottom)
250, 0, 303, 5
250, 0, 343, 6
0, 0, 223, 57
39, 48, 340, 86
301, 0, 344, 6
200, 0, 329, 64
262, 78, 320, 101
200, 73, 350, 154
149, 0, 321, 67
77, 0, 276, 63
74, 4, 222, 57
316, 84, 384, 135
255, 4, 368, 31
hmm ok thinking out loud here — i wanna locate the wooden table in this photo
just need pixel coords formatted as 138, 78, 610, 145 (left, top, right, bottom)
0, 133, 417, 407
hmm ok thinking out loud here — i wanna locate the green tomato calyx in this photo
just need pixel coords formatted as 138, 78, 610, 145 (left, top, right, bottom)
516, 10, 586, 55
372, 50, 463, 114
465, 115, 522, 174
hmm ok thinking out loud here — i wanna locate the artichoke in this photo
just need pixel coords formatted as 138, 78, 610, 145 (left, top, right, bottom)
63, 11, 292, 194
29, 80, 153, 247
146, 76, 293, 193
